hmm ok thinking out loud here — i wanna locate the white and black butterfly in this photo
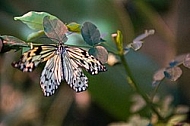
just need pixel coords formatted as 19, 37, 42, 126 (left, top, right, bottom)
12, 43, 107, 96
12, 16, 107, 96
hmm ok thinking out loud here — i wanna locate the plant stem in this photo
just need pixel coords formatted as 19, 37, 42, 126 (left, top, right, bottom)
120, 54, 165, 121
150, 80, 162, 102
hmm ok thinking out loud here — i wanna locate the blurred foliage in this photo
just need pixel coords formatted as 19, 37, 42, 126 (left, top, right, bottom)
0, 0, 189, 126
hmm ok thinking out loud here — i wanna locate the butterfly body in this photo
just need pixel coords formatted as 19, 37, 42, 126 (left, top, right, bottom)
12, 44, 107, 96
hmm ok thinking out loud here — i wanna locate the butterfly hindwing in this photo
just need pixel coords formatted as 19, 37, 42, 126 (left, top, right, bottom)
40, 55, 63, 96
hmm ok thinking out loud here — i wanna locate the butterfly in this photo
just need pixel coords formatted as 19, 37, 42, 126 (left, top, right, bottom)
12, 43, 107, 96
12, 16, 107, 96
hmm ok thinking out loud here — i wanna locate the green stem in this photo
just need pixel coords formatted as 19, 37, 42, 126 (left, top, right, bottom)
150, 80, 162, 102
120, 54, 165, 121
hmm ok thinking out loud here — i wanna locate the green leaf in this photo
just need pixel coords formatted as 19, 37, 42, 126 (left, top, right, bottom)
0, 35, 28, 53
67, 22, 81, 33
14, 11, 57, 30
27, 30, 44, 41
81, 22, 103, 46
43, 16, 68, 43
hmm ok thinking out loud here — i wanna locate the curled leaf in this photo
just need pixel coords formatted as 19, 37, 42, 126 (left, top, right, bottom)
67, 22, 81, 33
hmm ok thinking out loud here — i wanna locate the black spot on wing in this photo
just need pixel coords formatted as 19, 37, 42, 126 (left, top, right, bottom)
35, 46, 42, 55
81, 51, 87, 57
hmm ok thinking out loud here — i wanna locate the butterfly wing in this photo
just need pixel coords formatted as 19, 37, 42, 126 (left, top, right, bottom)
40, 55, 63, 96
12, 45, 57, 72
12, 44, 106, 96
39, 46, 89, 95
61, 50, 88, 92
65, 46, 107, 75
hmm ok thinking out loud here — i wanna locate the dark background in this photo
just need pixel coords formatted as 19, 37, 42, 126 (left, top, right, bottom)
1, 0, 190, 126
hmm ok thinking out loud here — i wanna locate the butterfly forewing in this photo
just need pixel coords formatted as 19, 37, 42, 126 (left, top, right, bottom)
12, 45, 57, 72
65, 47, 107, 75
61, 50, 88, 92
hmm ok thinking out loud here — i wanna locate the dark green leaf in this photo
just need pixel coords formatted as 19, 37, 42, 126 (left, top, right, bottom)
81, 22, 102, 46
88, 47, 96, 55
